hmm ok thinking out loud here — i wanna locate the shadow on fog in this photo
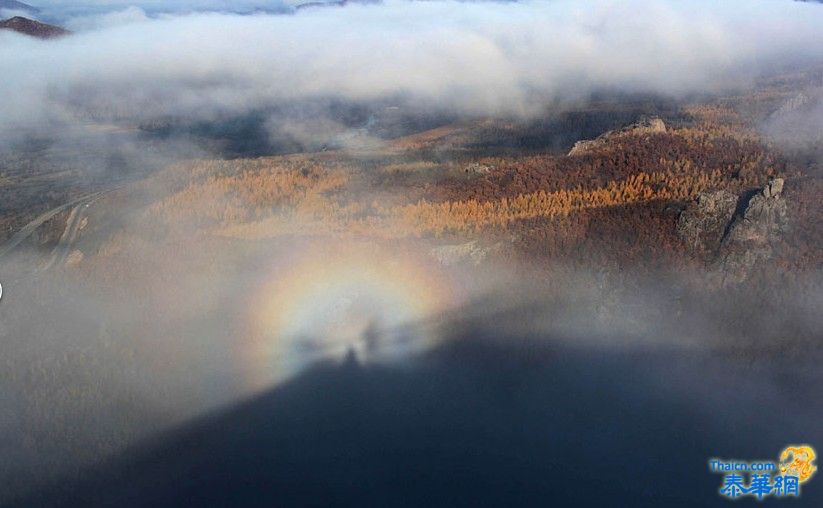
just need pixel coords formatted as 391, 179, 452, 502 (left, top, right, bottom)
24, 333, 823, 508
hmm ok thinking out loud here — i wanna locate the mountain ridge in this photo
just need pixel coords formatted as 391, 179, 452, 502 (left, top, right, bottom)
0, 16, 69, 39
0, 0, 38, 14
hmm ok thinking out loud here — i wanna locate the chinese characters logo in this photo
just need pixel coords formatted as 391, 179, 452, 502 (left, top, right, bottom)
709, 445, 817, 500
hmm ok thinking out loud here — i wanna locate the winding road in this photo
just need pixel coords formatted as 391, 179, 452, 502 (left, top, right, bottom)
42, 200, 91, 270
0, 190, 110, 268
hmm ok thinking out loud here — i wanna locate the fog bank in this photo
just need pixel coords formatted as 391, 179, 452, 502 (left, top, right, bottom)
2, 0, 823, 145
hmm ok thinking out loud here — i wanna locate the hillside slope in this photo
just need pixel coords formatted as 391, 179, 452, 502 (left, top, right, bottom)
0, 16, 68, 38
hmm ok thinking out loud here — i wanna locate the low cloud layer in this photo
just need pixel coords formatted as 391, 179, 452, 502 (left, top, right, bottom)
2, 0, 823, 146
18, 0, 291, 22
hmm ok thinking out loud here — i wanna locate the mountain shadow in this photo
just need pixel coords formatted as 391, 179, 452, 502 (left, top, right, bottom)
20, 336, 823, 507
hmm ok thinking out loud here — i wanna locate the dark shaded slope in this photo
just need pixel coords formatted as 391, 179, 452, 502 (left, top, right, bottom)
22, 336, 823, 508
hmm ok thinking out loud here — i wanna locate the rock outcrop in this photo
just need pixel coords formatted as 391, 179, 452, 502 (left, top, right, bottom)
676, 189, 738, 254
677, 178, 790, 285
761, 176, 784, 198
464, 162, 493, 175
568, 117, 666, 156
718, 178, 789, 284
430, 240, 498, 266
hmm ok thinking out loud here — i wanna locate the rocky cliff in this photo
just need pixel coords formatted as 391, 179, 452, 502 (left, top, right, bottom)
568, 117, 666, 156
677, 178, 789, 285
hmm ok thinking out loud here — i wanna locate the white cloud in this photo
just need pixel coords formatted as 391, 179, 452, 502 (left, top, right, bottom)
62, 6, 152, 31
1, 0, 822, 143
30, 0, 291, 23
